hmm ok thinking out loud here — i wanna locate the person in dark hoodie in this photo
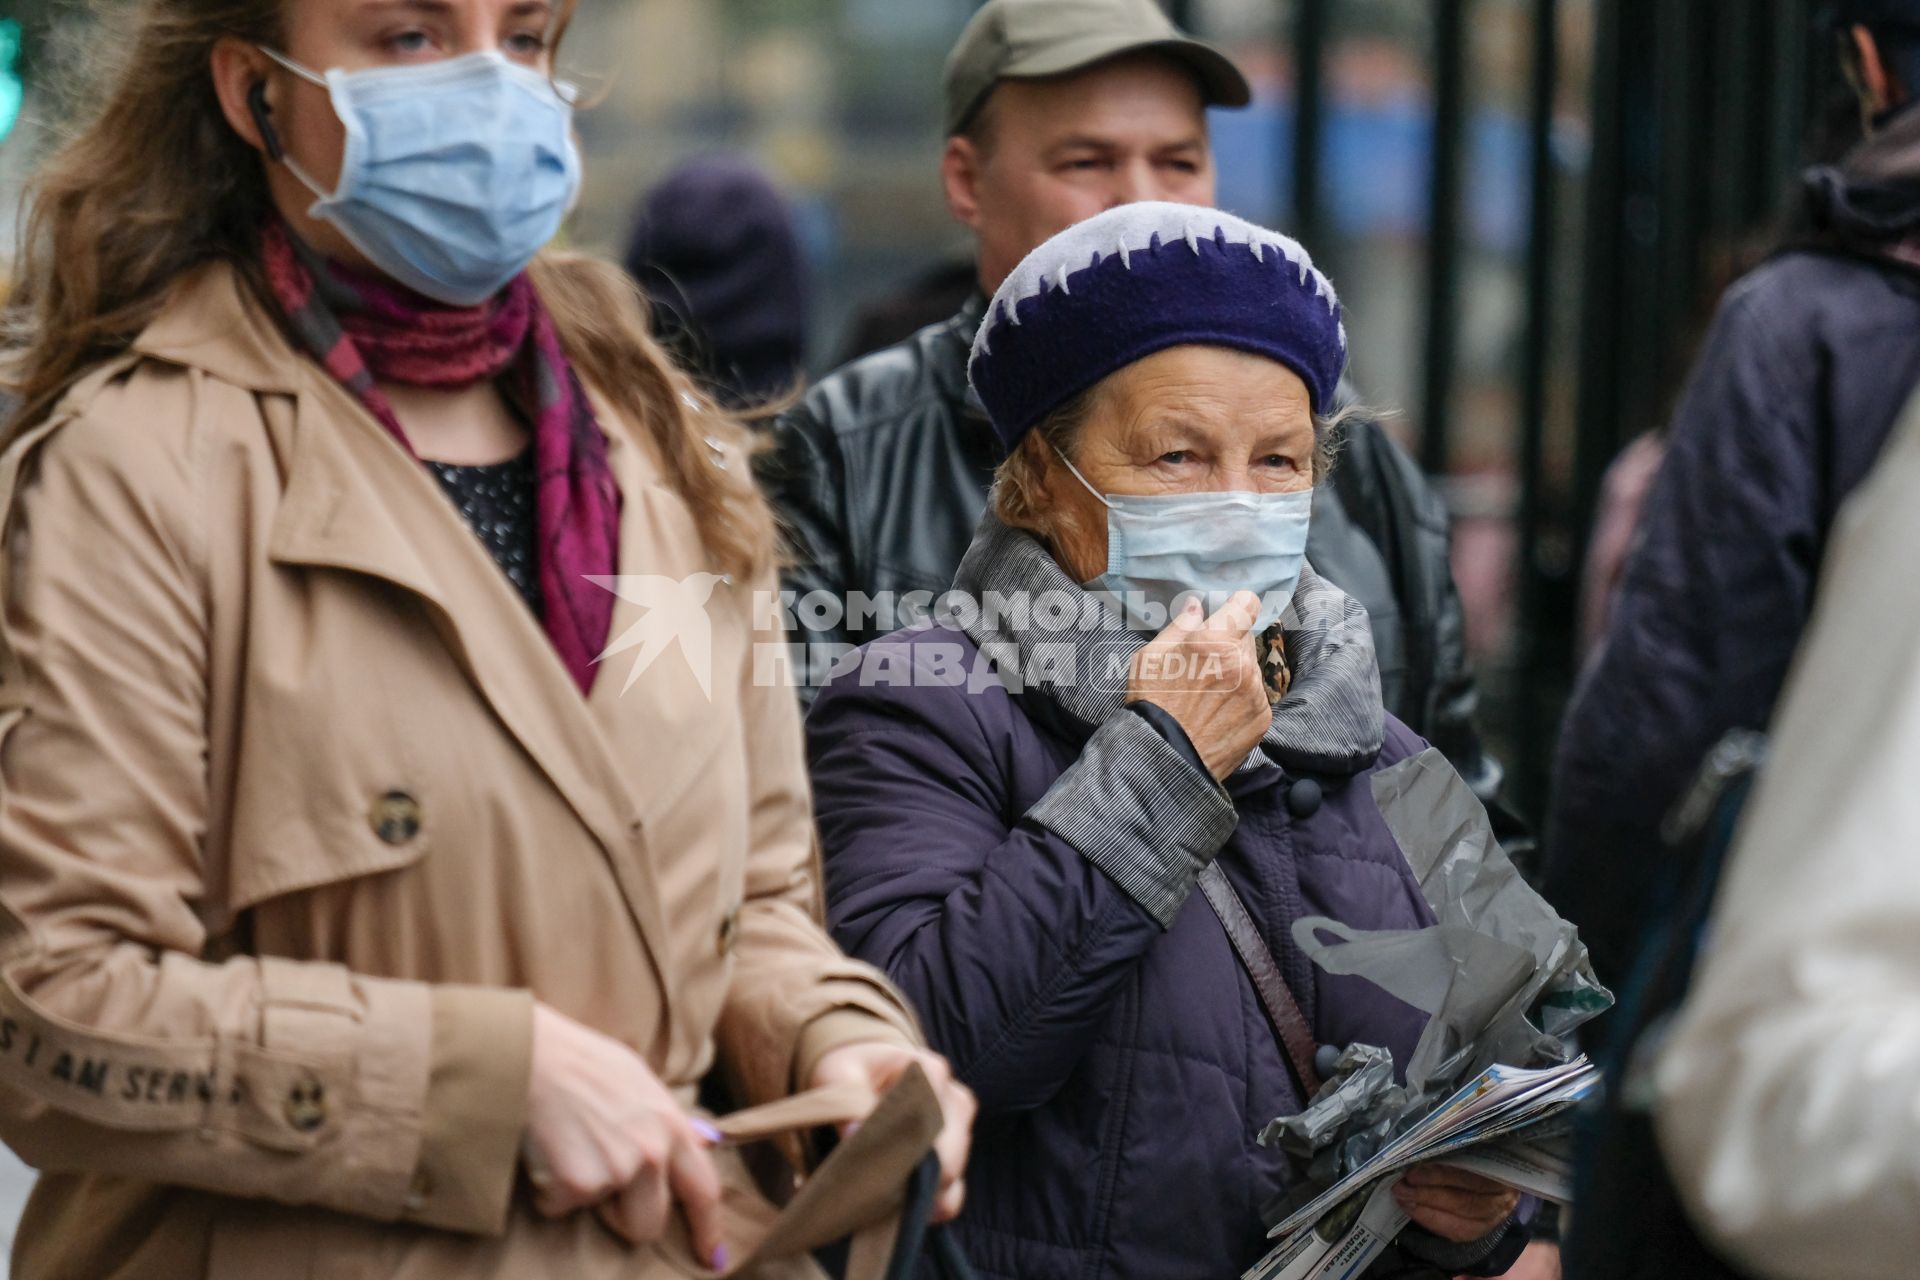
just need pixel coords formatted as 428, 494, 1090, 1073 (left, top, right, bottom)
1543, 0, 1920, 989
624, 155, 809, 410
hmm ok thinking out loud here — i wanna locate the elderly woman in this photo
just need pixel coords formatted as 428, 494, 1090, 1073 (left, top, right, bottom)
806, 203, 1528, 1280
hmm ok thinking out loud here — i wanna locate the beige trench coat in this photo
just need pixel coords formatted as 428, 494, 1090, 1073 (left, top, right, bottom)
0, 264, 922, 1279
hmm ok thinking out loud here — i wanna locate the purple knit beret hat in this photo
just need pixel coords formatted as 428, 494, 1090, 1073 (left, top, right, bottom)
968, 201, 1347, 453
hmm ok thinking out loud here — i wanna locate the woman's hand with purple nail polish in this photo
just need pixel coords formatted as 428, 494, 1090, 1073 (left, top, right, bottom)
809, 1042, 977, 1224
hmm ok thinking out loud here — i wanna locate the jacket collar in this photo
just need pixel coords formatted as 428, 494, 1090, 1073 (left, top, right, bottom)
947, 292, 988, 365
132, 264, 306, 395
944, 292, 999, 437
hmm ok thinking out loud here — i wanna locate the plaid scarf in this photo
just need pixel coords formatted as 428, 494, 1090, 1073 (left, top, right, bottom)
260, 220, 620, 695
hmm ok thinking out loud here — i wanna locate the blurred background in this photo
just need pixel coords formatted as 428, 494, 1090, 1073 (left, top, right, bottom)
0, 0, 1858, 1266
0, 0, 1839, 831
0, 0, 1860, 1265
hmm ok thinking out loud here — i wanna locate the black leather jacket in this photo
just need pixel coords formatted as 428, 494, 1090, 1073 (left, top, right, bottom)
761, 299, 1503, 802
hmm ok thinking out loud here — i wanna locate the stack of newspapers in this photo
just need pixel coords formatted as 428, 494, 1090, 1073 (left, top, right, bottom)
1244, 1057, 1598, 1280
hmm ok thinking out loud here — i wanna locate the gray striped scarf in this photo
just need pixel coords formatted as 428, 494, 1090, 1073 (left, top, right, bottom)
949, 512, 1386, 776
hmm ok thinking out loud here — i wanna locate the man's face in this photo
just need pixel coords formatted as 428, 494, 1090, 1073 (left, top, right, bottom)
944, 53, 1217, 293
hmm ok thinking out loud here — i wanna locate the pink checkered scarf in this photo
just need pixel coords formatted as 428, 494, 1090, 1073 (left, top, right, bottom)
261, 219, 620, 694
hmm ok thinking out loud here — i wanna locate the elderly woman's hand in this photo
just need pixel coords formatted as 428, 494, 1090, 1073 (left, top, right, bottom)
1127, 591, 1271, 780
1392, 1165, 1521, 1243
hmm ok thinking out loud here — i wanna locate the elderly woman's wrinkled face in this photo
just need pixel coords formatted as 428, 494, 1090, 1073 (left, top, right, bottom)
1041, 345, 1316, 584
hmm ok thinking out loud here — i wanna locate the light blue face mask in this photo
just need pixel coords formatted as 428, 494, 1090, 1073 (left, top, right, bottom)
261, 48, 581, 306
1055, 448, 1314, 633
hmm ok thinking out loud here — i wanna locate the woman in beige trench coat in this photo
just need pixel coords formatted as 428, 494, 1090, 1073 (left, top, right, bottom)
0, 0, 973, 1276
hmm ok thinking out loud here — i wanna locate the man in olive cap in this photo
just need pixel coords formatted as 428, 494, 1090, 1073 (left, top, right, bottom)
764, 0, 1508, 815
938, 0, 1248, 290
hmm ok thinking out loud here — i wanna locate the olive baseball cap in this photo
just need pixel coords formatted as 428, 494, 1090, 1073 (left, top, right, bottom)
943, 0, 1253, 136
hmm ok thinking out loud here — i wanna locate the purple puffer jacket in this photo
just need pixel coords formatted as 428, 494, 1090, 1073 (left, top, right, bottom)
807, 619, 1513, 1280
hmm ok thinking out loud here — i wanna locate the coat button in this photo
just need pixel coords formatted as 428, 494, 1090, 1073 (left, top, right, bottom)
1287, 778, 1323, 819
369, 791, 422, 845
1314, 1044, 1343, 1079
284, 1079, 328, 1133
717, 906, 741, 956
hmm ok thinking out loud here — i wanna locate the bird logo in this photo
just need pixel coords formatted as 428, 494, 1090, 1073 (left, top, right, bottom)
586, 572, 730, 699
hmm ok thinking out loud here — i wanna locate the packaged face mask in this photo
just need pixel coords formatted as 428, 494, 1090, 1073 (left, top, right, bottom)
1054, 447, 1314, 632
261, 47, 581, 305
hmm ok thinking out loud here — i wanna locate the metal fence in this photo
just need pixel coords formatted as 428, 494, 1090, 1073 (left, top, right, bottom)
1524, 0, 1828, 811
1195, 0, 1834, 815
1, 0, 1841, 820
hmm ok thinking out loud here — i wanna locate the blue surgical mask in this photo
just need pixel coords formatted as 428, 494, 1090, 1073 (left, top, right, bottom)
1055, 448, 1313, 632
261, 48, 581, 306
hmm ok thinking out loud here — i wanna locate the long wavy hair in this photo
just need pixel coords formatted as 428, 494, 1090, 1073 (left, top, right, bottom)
3, 0, 775, 580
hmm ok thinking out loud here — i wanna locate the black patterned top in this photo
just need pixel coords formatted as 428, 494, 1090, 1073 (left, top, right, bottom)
425, 449, 542, 618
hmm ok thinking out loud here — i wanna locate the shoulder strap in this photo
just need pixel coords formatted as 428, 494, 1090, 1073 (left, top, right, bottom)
1197, 863, 1323, 1099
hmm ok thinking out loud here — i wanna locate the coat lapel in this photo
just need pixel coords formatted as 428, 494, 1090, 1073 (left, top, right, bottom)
584, 415, 746, 820
135, 267, 691, 999
270, 368, 683, 989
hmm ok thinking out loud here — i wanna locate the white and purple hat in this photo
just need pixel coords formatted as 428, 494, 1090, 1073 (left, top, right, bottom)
968, 202, 1347, 453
